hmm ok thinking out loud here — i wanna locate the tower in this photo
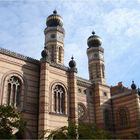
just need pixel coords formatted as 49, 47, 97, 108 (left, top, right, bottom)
87, 31, 106, 84
44, 10, 65, 65
87, 32, 111, 130
38, 10, 66, 137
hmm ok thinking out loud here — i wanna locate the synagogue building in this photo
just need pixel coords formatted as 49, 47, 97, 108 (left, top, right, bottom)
0, 10, 140, 139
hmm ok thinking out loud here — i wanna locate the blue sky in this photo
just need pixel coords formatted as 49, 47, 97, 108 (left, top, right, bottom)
0, 0, 140, 88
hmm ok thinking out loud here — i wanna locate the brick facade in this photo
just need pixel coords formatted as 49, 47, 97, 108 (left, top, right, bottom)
0, 11, 140, 139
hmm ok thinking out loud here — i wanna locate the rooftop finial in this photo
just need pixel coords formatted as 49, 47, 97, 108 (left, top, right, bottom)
53, 10, 57, 14
92, 30, 95, 35
131, 80, 137, 90
69, 55, 76, 68
71, 55, 74, 60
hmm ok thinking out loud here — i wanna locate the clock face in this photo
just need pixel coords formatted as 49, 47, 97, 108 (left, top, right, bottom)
57, 33, 63, 42
89, 52, 104, 60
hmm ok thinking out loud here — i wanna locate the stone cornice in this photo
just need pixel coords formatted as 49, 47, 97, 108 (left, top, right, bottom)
44, 26, 65, 34
87, 46, 104, 53
49, 61, 69, 71
97, 82, 110, 88
111, 91, 132, 99
77, 76, 93, 87
0, 47, 39, 64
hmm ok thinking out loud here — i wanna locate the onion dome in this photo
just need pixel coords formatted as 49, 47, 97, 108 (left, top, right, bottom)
46, 10, 63, 27
131, 81, 137, 90
69, 56, 76, 68
87, 31, 102, 48
41, 47, 49, 59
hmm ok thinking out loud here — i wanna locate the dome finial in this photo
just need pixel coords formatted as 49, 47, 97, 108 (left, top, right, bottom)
53, 10, 57, 14
71, 55, 74, 60
131, 80, 137, 90
41, 47, 50, 60
92, 30, 95, 35
69, 56, 76, 68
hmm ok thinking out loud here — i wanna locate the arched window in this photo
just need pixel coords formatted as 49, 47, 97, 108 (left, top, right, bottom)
104, 109, 111, 129
118, 108, 129, 128
58, 47, 62, 63
102, 64, 105, 78
96, 63, 99, 78
53, 85, 65, 114
7, 76, 22, 107
51, 45, 54, 62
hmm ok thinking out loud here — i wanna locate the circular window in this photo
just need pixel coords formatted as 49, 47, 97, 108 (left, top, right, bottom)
78, 104, 86, 120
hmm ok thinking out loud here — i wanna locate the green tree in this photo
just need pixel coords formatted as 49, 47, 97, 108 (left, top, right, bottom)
78, 122, 112, 139
0, 105, 26, 139
40, 122, 112, 139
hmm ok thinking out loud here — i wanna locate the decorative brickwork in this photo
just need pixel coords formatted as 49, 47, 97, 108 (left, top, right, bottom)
0, 11, 139, 139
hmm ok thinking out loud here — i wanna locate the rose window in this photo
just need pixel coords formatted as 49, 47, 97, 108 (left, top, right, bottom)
78, 104, 86, 119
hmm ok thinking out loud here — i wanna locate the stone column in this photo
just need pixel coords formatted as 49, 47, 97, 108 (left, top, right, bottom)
68, 67, 78, 125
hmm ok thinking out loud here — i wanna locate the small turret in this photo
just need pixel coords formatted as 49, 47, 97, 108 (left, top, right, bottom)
69, 56, 76, 68
131, 81, 137, 90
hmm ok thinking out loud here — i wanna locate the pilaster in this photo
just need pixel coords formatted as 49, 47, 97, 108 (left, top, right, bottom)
68, 68, 78, 125
38, 61, 50, 138
94, 83, 111, 129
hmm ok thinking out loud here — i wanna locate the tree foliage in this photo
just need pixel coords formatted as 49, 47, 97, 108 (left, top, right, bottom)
78, 123, 112, 139
40, 122, 112, 139
0, 105, 26, 139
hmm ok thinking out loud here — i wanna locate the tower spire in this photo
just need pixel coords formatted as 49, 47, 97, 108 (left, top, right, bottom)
44, 10, 65, 65
87, 31, 106, 84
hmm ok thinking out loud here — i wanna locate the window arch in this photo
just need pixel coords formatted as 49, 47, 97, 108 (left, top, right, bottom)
51, 45, 54, 62
102, 64, 105, 78
58, 47, 62, 63
118, 107, 129, 128
95, 63, 100, 78
1, 71, 26, 110
103, 109, 111, 129
53, 85, 66, 114
7, 76, 21, 107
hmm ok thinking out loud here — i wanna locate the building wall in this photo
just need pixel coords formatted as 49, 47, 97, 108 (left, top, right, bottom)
38, 61, 69, 137
112, 90, 139, 139
77, 80, 95, 124
94, 83, 111, 128
45, 64, 69, 130
0, 52, 40, 138
0, 49, 140, 139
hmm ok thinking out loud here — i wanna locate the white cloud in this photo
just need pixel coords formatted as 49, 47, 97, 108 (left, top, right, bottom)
101, 8, 140, 37
0, 0, 140, 86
